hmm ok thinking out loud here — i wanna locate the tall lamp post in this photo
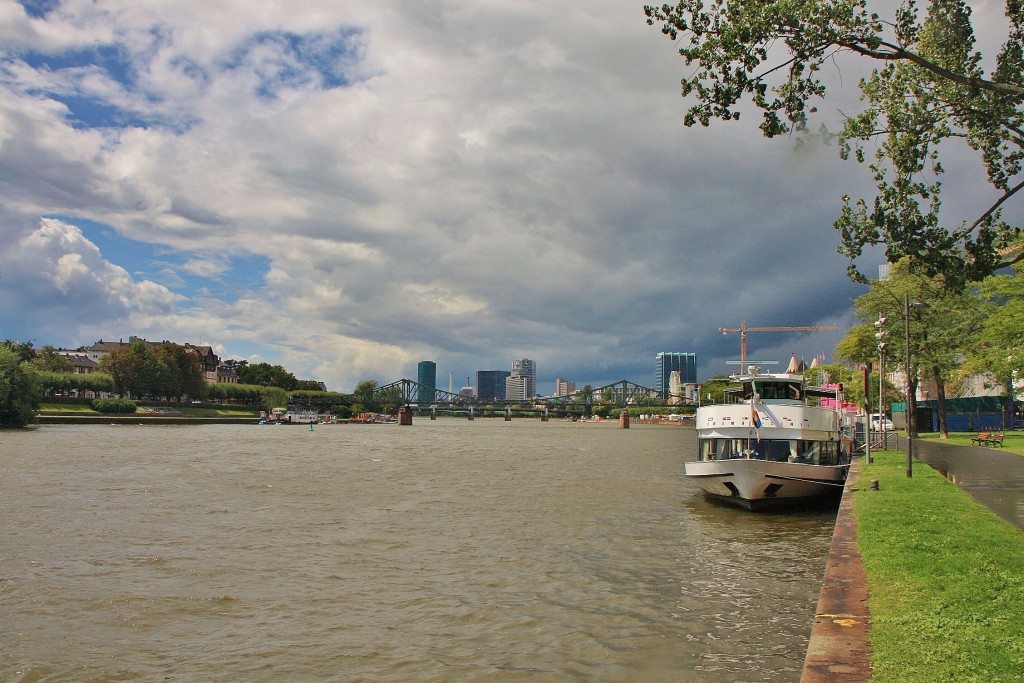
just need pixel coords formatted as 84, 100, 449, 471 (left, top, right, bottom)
904, 293, 928, 478
874, 314, 888, 450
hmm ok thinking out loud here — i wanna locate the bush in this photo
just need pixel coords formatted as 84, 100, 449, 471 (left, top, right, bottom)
92, 398, 138, 414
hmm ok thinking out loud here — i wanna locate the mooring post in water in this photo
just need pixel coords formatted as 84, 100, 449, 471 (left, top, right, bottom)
505, 406, 512, 422
398, 406, 413, 426
431, 406, 436, 421
619, 409, 630, 429
468, 406, 474, 421
541, 407, 549, 422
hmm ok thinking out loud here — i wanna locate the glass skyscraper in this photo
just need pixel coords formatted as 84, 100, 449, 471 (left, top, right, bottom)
655, 352, 696, 394
476, 370, 511, 401
417, 360, 437, 403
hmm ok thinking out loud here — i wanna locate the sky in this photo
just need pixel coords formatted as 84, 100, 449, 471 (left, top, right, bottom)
0, 0, 1013, 394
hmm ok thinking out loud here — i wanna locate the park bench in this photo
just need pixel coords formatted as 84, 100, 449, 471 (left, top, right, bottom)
971, 432, 1005, 447
987, 433, 1005, 447
971, 432, 990, 446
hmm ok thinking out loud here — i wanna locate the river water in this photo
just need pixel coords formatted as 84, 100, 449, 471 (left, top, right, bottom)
1, 420, 835, 682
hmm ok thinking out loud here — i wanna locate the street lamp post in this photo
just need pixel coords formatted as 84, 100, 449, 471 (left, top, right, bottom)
903, 294, 928, 478
863, 363, 872, 464
874, 314, 888, 451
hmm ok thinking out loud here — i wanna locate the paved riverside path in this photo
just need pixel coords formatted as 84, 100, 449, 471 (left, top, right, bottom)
914, 439, 1024, 531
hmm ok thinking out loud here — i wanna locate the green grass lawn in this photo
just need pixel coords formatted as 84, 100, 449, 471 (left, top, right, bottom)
855, 450, 1024, 682
919, 431, 1024, 455
177, 406, 259, 417
37, 403, 259, 418
37, 402, 99, 413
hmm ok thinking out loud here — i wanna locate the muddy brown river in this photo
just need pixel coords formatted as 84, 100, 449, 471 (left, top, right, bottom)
1, 421, 836, 682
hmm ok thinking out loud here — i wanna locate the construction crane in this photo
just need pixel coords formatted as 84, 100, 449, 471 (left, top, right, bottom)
719, 321, 840, 371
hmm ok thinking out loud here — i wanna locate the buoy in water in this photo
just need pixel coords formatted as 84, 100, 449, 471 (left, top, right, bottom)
309, 423, 315, 432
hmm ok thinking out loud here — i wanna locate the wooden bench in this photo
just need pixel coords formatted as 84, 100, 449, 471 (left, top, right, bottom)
971, 432, 1005, 447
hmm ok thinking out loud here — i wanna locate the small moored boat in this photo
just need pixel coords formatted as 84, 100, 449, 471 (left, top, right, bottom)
686, 364, 852, 510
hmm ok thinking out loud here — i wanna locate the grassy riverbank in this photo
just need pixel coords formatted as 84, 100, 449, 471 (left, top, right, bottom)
854, 450, 1024, 682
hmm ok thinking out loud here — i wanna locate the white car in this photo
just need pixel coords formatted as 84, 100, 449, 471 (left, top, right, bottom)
870, 414, 894, 430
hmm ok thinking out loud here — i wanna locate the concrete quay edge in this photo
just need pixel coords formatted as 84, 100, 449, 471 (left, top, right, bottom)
800, 456, 871, 682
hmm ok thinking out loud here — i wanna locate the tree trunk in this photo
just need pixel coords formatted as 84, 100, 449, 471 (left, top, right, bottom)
1005, 380, 1014, 431
933, 365, 948, 439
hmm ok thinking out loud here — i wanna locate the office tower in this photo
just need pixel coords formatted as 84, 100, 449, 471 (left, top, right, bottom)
511, 358, 536, 398
656, 352, 696, 394
555, 379, 576, 397
505, 375, 528, 401
476, 370, 511, 401
668, 371, 682, 405
417, 360, 437, 403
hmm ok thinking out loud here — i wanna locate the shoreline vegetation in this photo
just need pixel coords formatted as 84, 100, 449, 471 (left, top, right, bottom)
854, 449, 1024, 682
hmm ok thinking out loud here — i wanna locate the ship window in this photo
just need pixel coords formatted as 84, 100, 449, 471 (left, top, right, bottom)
746, 439, 796, 462
798, 440, 839, 465
701, 439, 841, 464
756, 382, 802, 400
701, 438, 756, 460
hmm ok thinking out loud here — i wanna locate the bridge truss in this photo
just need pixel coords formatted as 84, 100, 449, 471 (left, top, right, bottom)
372, 378, 683, 408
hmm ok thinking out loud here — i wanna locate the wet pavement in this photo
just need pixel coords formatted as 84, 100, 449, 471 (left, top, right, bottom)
915, 439, 1024, 530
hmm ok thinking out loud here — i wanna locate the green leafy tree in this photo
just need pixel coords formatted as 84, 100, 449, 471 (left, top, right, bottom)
207, 382, 263, 404
99, 341, 167, 399
377, 385, 403, 414
2, 340, 34, 362
261, 386, 289, 412
0, 345, 43, 427
32, 345, 72, 373
700, 375, 732, 404
237, 362, 299, 390
155, 343, 206, 401
39, 371, 115, 397
837, 259, 988, 436
645, 0, 1024, 287
353, 379, 380, 414
834, 324, 880, 368
962, 271, 1024, 423
579, 384, 593, 417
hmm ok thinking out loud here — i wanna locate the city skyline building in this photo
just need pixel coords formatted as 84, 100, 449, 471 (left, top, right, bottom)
417, 360, 437, 403
511, 358, 537, 398
656, 352, 696, 395
505, 375, 529, 401
668, 370, 682, 405
555, 378, 576, 397
475, 370, 510, 401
